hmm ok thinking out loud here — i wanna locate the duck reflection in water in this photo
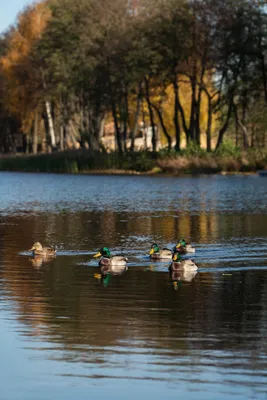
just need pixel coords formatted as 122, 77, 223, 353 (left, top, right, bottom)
169, 251, 198, 289
94, 264, 128, 287
29, 254, 56, 269
28, 242, 56, 268
170, 268, 197, 284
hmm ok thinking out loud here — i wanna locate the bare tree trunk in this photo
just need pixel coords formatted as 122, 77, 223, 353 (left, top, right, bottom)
215, 96, 234, 150
32, 110, 38, 154
130, 90, 141, 151
189, 2, 197, 143
151, 103, 172, 151
42, 70, 56, 150
195, 88, 202, 146
121, 98, 128, 152
189, 72, 197, 143
237, 119, 249, 149
206, 95, 212, 152
65, 122, 79, 149
234, 104, 249, 149
99, 114, 105, 141
241, 100, 249, 149
124, 90, 129, 152
257, 10, 267, 103
60, 125, 64, 151
144, 77, 157, 151
235, 109, 239, 147
173, 79, 181, 151
106, 59, 122, 153
45, 101, 56, 148
90, 112, 104, 151
196, 47, 208, 148
260, 52, 267, 104
251, 124, 255, 148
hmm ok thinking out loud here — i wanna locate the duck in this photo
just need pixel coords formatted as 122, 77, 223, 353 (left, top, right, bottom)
169, 251, 198, 272
29, 242, 56, 257
93, 247, 128, 267
173, 238, 195, 254
149, 243, 173, 260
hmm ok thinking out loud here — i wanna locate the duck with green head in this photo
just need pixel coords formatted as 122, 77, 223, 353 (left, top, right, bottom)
173, 238, 195, 254
170, 250, 198, 272
149, 243, 173, 260
29, 242, 56, 257
93, 247, 128, 268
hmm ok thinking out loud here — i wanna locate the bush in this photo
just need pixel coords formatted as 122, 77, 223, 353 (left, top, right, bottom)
0, 146, 267, 174
215, 140, 241, 157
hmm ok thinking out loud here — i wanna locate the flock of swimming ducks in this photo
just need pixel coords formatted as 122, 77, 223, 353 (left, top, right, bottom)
29, 239, 198, 276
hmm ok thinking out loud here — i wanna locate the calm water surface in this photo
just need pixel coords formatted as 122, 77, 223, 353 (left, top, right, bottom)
0, 172, 267, 399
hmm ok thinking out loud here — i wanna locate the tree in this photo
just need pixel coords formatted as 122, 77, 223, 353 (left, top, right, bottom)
0, 1, 53, 153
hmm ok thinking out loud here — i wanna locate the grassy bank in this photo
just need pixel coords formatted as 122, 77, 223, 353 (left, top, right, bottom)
0, 150, 157, 174
0, 146, 267, 175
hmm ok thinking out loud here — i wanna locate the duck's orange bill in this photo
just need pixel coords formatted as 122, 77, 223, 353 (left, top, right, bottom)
93, 252, 102, 258
173, 254, 178, 261
149, 249, 154, 255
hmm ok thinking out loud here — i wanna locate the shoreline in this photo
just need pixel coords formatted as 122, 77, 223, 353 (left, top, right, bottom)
0, 166, 260, 178
0, 150, 266, 176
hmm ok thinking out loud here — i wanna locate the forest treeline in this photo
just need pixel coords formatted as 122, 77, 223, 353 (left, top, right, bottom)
0, 0, 267, 155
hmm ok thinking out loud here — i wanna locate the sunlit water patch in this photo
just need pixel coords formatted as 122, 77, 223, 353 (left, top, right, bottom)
0, 172, 267, 399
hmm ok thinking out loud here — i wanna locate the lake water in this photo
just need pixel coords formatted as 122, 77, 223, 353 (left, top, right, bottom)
0, 171, 267, 399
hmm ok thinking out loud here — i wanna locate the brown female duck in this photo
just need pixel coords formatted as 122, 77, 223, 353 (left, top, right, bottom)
29, 242, 56, 257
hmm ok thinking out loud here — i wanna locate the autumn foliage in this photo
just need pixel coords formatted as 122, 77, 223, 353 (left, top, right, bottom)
1, 2, 51, 134
0, 0, 266, 154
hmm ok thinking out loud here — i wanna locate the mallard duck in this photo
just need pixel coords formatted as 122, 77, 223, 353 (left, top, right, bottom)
173, 238, 195, 254
149, 243, 173, 260
169, 251, 198, 272
29, 242, 56, 257
93, 247, 128, 267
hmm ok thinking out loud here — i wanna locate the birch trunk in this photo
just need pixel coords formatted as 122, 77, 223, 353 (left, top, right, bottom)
99, 115, 105, 140
45, 101, 56, 148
